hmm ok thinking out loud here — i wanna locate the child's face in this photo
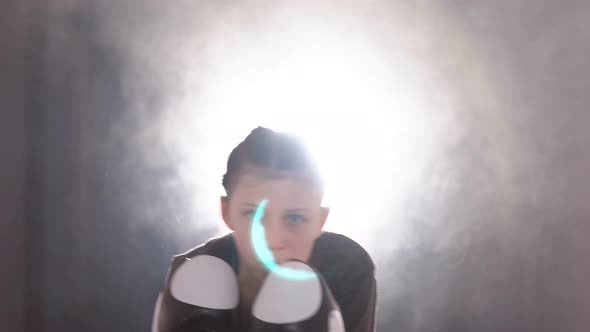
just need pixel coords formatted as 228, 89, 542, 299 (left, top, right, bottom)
221, 170, 328, 274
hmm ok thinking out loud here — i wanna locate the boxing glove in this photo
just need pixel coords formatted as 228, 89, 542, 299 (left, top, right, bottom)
152, 255, 240, 332
250, 260, 346, 332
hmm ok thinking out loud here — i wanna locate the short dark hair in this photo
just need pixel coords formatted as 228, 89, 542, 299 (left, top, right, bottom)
222, 126, 324, 195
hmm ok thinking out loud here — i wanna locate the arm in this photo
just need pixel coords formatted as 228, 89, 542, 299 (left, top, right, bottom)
152, 256, 209, 332
152, 257, 181, 332
343, 273, 377, 332
355, 276, 377, 332
152, 288, 194, 332
311, 233, 378, 332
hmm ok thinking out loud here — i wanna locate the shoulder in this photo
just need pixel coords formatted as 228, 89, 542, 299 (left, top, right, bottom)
169, 232, 236, 272
311, 231, 375, 275
310, 232, 377, 331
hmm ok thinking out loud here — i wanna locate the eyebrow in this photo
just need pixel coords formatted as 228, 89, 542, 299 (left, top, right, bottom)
284, 208, 310, 213
240, 203, 310, 213
240, 203, 259, 209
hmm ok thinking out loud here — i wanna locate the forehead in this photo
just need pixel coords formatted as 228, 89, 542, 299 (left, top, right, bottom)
229, 171, 323, 205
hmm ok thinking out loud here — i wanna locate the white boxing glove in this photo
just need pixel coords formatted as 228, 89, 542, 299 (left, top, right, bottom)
152, 255, 239, 332
251, 260, 345, 332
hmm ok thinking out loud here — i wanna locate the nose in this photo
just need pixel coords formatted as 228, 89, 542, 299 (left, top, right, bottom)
263, 218, 285, 251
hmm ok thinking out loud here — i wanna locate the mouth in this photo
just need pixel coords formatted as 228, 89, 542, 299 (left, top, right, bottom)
270, 252, 291, 263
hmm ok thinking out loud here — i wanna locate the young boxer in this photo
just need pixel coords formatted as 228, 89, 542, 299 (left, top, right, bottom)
154, 127, 377, 332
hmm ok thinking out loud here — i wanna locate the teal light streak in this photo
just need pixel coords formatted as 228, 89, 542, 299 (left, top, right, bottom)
251, 199, 317, 281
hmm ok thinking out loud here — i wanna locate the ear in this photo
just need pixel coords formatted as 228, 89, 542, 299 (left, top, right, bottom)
318, 206, 330, 231
221, 196, 234, 231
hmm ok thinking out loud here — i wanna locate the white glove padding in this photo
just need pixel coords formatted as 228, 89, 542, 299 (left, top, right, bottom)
251, 260, 346, 332
152, 255, 239, 332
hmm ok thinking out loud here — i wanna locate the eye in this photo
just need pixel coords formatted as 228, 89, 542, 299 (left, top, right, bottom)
242, 210, 255, 218
284, 213, 305, 225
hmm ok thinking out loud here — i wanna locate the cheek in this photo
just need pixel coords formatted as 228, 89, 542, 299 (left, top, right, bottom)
230, 211, 254, 239
230, 217, 254, 255
235, 226, 253, 252
235, 233, 261, 268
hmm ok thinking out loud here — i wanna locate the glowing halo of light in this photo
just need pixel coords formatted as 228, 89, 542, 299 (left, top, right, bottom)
251, 199, 317, 281
141, 3, 522, 252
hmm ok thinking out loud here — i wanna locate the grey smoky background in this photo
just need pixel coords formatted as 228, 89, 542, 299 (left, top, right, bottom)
1, 0, 589, 331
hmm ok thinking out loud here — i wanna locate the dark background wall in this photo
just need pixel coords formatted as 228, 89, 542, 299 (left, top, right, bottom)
1, 1, 589, 331
1, 0, 27, 331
